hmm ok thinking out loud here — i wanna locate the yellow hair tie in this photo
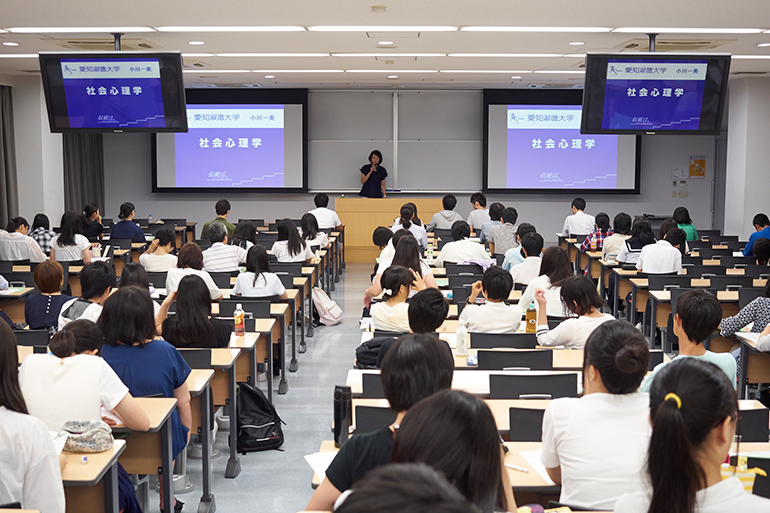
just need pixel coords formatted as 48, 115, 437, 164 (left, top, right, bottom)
664, 393, 682, 409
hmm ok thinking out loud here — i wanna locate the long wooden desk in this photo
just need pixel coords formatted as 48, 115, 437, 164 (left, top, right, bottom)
209, 348, 242, 478
230, 322, 276, 402
185, 369, 216, 513
62, 439, 126, 513
736, 333, 770, 400
0, 286, 34, 323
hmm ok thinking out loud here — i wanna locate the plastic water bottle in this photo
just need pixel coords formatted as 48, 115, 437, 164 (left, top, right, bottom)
456, 320, 468, 356
148, 214, 152, 224
426, 242, 434, 265
234, 303, 245, 336
526, 302, 537, 333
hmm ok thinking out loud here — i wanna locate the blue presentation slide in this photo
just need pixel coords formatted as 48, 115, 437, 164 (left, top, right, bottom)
60, 58, 166, 128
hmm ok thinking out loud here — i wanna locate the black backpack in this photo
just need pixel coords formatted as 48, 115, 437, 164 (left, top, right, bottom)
355, 336, 396, 369
235, 383, 285, 453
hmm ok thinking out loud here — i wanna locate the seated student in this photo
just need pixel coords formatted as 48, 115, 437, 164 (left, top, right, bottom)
488, 206, 518, 255
110, 202, 147, 243
308, 192, 343, 231
0, 216, 46, 262
230, 220, 257, 251
305, 333, 454, 511
51, 211, 92, 264
636, 227, 685, 274
391, 204, 428, 248
58, 261, 116, 329
391, 390, 516, 513
642, 289, 736, 391
139, 228, 177, 272
616, 218, 656, 265
167, 242, 223, 300
460, 266, 522, 334
28, 213, 56, 255
0, 321, 65, 513
25, 260, 73, 330
300, 213, 330, 250
397, 202, 424, 228
753, 237, 770, 265
615, 358, 770, 513
372, 226, 395, 263
466, 192, 490, 231
202, 222, 248, 272
426, 194, 464, 231
79, 204, 104, 241
272, 219, 313, 263
756, 322, 770, 352
479, 202, 504, 243
560, 197, 595, 237
720, 280, 770, 337
201, 199, 236, 239
744, 213, 770, 257
535, 275, 615, 349
119, 262, 162, 319
370, 265, 413, 333
98, 286, 192, 513
510, 232, 544, 286
162, 275, 233, 348
579, 212, 612, 252
434, 221, 489, 268
335, 463, 478, 513
232, 245, 289, 299
602, 212, 632, 260
502, 223, 537, 270
541, 320, 650, 510
519, 246, 572, 318
366, 234, 438, 299
673, 206, 698, 241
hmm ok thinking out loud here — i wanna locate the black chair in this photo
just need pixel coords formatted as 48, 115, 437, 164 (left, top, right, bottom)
509, 407, 545, 442
101, 218, 113, 229
489, 373, 579, 399
697, 247, 734, 259
648, 350, 665, 370
0, 260, 13, 273
494, 254, 505, 266
217, 299, 272, 319
239, 219, 265, 227
546, 501, 599, 512
737, 408, 770, 443
146, 272, 168, 289
194, 239, 212, 250
704, 234, 739, 244
161, 218, 187, 227
683, 265, 728, 278
705, 275, 756, 291
546, 316, 562, 330
271, 263, 304, 276
7, 271, 37, 293
354, 405, 397, 435
373, 330, 406, 339
469, 332, 537, 349
647, 274, 691, 291
108, 238, 134, 250
711, 256, 755, 268
134, 218, 149, 227
276, 274, 295, 290
144, 222, 175, 237
445, 263, 483, 276
177, 348, 212, 369
451, 286, 471, 305
477, 350, 553, 371
682, 256, 703, 266
739, 287, 765, 309
448, 274, 479, 288
433, 228, 452, 239
696, 230, 722, 240
738, 265, 770, 279
267, 223, 278, 231
13, 329, 51, 347
361, 373, 385, 399
208, 272, 233, 289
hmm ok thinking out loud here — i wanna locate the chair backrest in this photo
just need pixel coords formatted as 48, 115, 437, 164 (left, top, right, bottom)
161, 218, 187, 227
271, 263, 304, 276
683, 265, 727, 278
705, 275, 756, 291
373, 330, 407, 339
697, 247, 733, 259
737, 408, 770, 443
647, 274, 691, 291
477, 350, 553, 371
489, 373, 579, 399
217, 299, 272, 319
738, 265, 770, 279
682, 256, 703, 266
13, 329, 51, 347
145, 272, 168, 289
448, 274, 479, 288
354, 405, 397, 435
194, 239, 212, 251
469, 332, 537, 349
509, 407, 545, 442
740, 287, 766, 309
108, 238, 134, 250
433, 228, 452, 239
8, 271, 37, 292
257, 233, 279, 245
239, 219, 265, 227
445, 263, 483, 276
101, 218, 113, 229
0, 260, 13, 273
144, 223, 175, 237
177, 348, 212, 369
451, 286, 470, 305
546, 316, 562, 330
704, 234, 739, 244
649, 350, 665, 370
715, 256, 755, 268
267, 223, 278, 231
133, 218, 149, 227
494, 254, 505, 266
276, 274, 295, 289
208, 272, 233, 289
361, 373, 385, 399
696, 230, 722, 240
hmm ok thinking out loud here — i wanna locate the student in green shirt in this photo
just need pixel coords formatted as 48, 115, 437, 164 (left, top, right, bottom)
673, 206, 698, 242
201, 199, 236, 239
641, 289, 736, 392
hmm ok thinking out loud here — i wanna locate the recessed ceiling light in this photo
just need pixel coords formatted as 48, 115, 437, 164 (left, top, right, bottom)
156, 26, 305, 32
438, 70, 532, 74
182, 69, 252, 73
189, 41, 205, 45
181, 53, 215, 58
217, 53, 329, 57
346, 69, 438, 73
308, 26, 457, 32
0, 53, 37, 58
388, 75, 398, 79
757, 43, 770, 47
569, 41, 584, 46
732, 55, 770, 59
265, 75, 275, 78
612, 27, 763, 34
251, 69, 345, 73
460, 26, 611, 33
378, 41, 394, 45
448, 53, 561, 58
371, 5, 387, 14
332, 53, 445, 57
532, 70, 585, 74
2, 42, 19, 46
511, 76, 521, 79
7, 26, 155, 33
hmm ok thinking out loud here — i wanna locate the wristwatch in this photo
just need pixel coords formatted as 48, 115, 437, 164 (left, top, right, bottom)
466, 297, 475, 305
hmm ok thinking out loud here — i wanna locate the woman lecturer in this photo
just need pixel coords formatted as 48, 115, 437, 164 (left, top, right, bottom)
359, 150, 387, 198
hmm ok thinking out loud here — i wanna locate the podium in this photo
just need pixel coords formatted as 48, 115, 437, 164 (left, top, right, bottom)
335, 197, 443, 263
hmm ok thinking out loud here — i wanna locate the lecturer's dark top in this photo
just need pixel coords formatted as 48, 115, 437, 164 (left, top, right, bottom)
359, 164, 387, 198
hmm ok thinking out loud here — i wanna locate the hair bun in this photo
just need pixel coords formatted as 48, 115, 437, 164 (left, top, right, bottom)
615, 342, 648, 374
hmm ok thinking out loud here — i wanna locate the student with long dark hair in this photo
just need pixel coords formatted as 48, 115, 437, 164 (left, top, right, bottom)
673, 206, 698, 241
300, 213, 329, 249
230, 220, 257, 250
366, 234, 438, 299
370, 265, 413, 332
614, 358, 770, 513
51, 211, 92, 263
391, 204, 427, 248
0, 216, 47, 262
28, 213, 56, 254
617, 218, 655, 265
519, 246, 573, 317
541, 320, 650, 510
139, 228, 177, 272
162, 275, 233, 348
272, 219, 313, 263
80, 203, 104, 241
602, 212, 633, 260
120, 262, 164, 320
233, 245, 288, 299
391, 390, 515, 513
110, 202, 146, 243
0, 321, 65, 512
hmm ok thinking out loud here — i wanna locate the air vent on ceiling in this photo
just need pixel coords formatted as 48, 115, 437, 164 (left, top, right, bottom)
732, 71, 769, 75
615, 38, 734, 52
182, 60, 213, 69
47, 38, 160, 51
374, 56, 416, 62
366, 31, 420, 39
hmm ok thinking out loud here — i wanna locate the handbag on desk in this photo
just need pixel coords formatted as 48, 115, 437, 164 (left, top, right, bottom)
60, 419, 114, 453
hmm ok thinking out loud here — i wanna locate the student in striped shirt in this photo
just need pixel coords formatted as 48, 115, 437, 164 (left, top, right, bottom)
201, 222, 247, 272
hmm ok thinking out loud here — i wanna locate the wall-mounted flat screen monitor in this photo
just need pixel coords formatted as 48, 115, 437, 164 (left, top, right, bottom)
39, 51, 187, 132
581, 52, 730, 135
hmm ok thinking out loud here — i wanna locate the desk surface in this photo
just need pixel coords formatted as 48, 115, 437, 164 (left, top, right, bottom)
62, 439, 126, 487
17, 345, 34, 363
0, 286, 34, 297
650, 290, 739, 302
185, 369, 214, 396
211, 347, 241, 369
229, 332, 258, 349
113, 397, 176, 433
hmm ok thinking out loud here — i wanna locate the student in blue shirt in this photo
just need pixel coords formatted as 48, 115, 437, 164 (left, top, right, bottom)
110, 202, 147, 243
743, 213, 770, 257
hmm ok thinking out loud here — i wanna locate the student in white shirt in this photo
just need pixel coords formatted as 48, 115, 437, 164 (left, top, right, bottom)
426, 194, 464, 231
308, 193, 343, 230
434, 221, 489, 268
391, 204, 428, 248
519, 246, 573, 318
616, 218, 656, 265
301, 212, 330, 249
272, 219, 313, 263
230, 220, 258, 251
636, 227, 684, 274
535, 275, 615, 349
601, 212, 633, 260
510, 232, 543, 286
202, 221, 248, 272
372, 226, 395, 263
502, 223, 537, 271
466, 192, 491, 231
460, 266, 522, 334
0, 216, 47, 263
0, 320, 66, 513
479, 202, 504, 243
139, 228, 178, 272
166, 242, 223, 301
541, 320, 651, 510
559, 197, 595, 237
233, 245, 289, 299
366, 234, 438, 299
370, 265, 412, 332
614, 358, 770, 513
58, 261, 116, 329
50, 211, 92, 264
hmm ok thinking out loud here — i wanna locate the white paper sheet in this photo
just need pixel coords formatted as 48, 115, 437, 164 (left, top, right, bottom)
50, 431, 68, 454
304, 451, 338, 482
519, 449, 556, 486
